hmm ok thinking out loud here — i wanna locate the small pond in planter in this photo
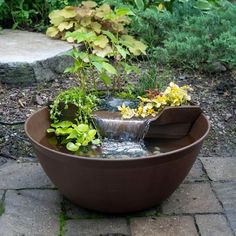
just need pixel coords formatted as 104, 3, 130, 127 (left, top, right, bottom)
25, 104, 210, 213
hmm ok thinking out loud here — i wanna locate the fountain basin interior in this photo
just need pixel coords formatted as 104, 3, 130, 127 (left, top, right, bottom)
25, 106, 210, 213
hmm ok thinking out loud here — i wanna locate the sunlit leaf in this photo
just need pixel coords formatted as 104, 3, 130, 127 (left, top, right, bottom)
93, 35, 109, 48
82, 1, 97, 8
66, 142, 80, 151
46, 26, 59, 38
60, 6, 77, 18
102, 62, 117, 75
47, 128, 55, 133
49, 10, 65, 26
115, 8, 135, 16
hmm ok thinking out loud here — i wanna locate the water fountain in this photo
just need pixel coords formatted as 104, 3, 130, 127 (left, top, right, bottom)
25, 105, 210, 213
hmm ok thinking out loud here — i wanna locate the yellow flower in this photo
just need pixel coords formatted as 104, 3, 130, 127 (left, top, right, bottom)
118, 103, 136, 119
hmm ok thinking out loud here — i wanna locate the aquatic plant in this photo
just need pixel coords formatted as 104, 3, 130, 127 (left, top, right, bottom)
118, 82, 192, 119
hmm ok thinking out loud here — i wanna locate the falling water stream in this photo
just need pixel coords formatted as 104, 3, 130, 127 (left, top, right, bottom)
42, 111, 196, 159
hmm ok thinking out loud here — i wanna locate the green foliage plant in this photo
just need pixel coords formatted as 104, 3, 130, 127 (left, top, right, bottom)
47, 120, 100, 152
48, 87, 101, 153
49, 87, 99, 124
0, 0, 82, 31
46, 1, 147, 91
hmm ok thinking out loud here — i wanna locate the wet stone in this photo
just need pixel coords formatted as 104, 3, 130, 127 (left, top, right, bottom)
213, 182, 236, 234
196, 214, 234, 236
64, 219, 130, 236
200, 157, 236, 181
184, 159, 208, 182
0, 162, 54, 189
162, 183, 222, 214
130, 216, 198, 236
0, 190, 61, 236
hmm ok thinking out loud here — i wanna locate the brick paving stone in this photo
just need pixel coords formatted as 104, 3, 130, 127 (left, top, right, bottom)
64, 218, 130, 236
162, 183, 222, 214
196, 214, 234, 236
184, 159, 208, 182
200, 157, 236, 181
213, 182, 236, 234
65, 198, 158, 219
0, 190, 4, 199
0, 189, 61, 236
0, 162, 54, 189
130, 216, 198, 236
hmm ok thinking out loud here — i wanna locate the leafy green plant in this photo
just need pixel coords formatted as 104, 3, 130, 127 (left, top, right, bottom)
47, 1, 147, 91
0, 0, 81, 31
50, 87, 99, 123
47, 120, 100, 152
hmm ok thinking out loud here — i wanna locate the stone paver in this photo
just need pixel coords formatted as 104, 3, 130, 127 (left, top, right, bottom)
130, 216, 198, 236
64, 218, 130, 236
65, 197, 159, 219
200, 157, 236, 181
0, 189, 61, 236
196, 214, 234, 236
213, 182, 236, 234
0, 30, 74, 84
184, 159, 208, 182
0, 190, 4, 199
162, 183, 222, 214
0, 162, 54, 189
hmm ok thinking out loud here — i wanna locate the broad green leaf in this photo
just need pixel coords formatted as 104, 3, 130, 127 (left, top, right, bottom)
92, 61, 103, 72
194, 0, 212, 10
100, 72, 112, 86
115, 8, 135, 16
66, 142, 80, 152
66, 130, 78, 140
116, 45, 129, 59
77, 124, 89, 132
51, 121, 73, 128
55, 127, 73, 135
102, 62, 117, 75
47, 128, 55, 133
102, 31, 117, 43
134, 0, 145, 10
88, 129, 97, 138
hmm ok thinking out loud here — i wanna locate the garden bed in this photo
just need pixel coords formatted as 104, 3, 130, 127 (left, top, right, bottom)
0, 68, 235, 160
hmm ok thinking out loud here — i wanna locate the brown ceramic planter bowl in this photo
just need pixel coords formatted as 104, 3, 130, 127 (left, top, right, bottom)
25, 106, 210, 213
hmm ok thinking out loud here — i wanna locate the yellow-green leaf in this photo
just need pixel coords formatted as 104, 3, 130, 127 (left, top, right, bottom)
90, 22, 101, 33
93, 35, 109, 48
46, 26, 59, 38
102, 62, 117, 75
49, 10, 65, 26
60, 6, 77, 18
58, 21, 74, 32
92, 45, 113, 57
80, 16, 91, 27
82, 1, 97, 8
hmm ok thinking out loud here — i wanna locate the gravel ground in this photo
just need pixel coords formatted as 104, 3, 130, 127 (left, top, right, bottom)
0, 69, 235, 161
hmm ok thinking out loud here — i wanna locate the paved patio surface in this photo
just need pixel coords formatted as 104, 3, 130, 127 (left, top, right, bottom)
0, 156, 235, 236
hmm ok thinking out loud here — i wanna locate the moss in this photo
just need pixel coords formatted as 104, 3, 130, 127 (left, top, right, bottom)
0, 201, 5, 216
